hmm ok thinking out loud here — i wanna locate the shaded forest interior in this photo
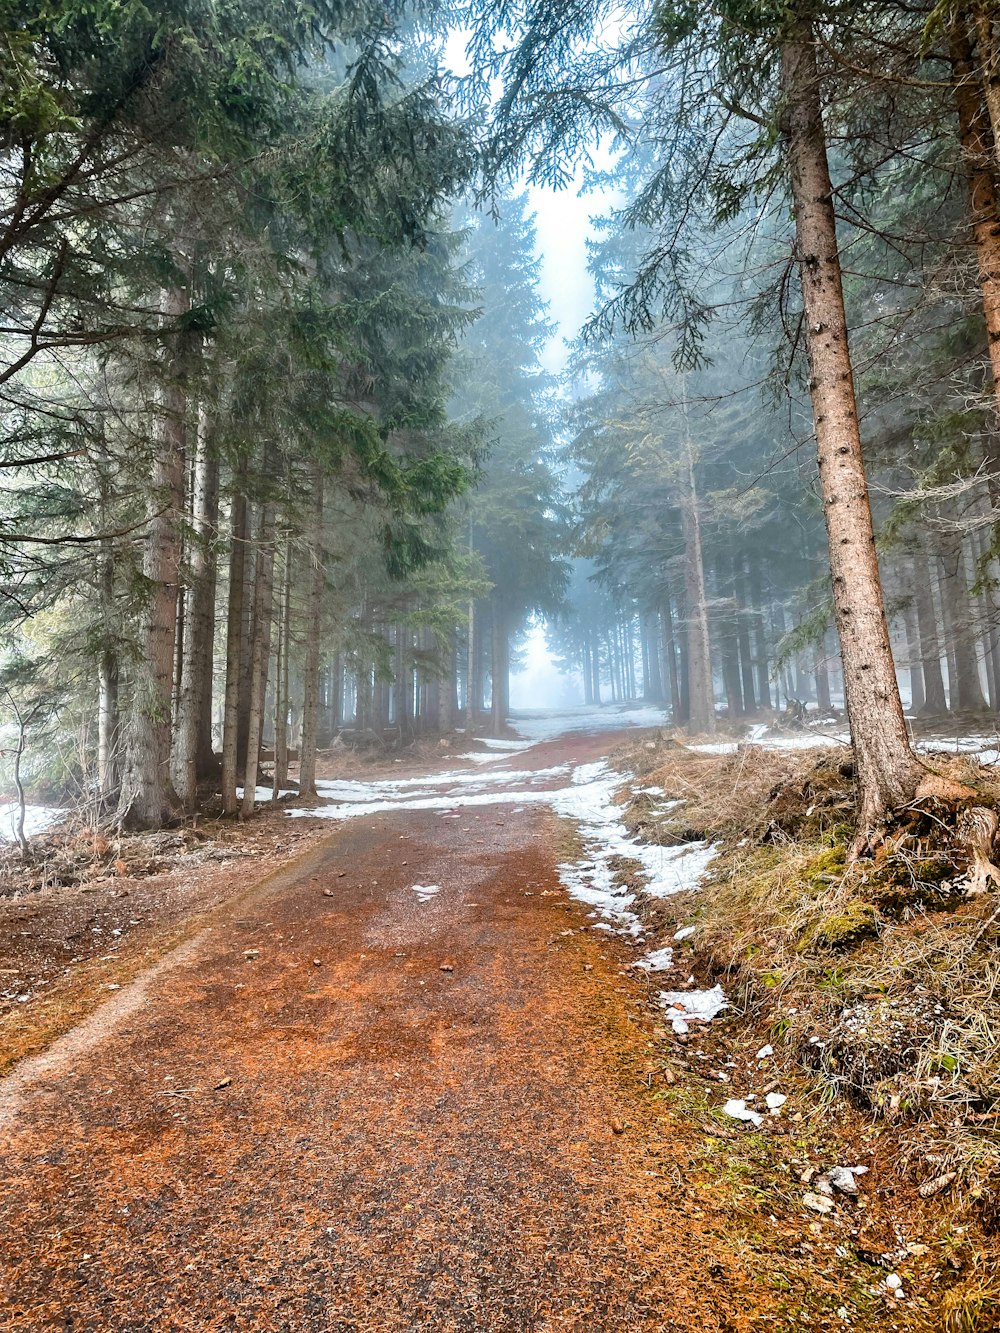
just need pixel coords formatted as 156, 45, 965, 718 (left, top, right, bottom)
4, 0, 1000, 838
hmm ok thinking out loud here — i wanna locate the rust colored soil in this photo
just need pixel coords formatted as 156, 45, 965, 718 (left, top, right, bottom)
0, 731, 852, 1332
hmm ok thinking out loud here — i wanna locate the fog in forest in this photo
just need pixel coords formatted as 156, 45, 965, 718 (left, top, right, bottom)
509, 623, 583, 711
4, 0, 1000, 839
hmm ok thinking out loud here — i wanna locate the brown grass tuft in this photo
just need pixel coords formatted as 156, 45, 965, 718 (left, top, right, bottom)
613, 732, 1000, 1215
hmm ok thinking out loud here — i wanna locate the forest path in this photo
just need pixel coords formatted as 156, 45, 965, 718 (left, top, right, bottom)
0, 724, 735, 1333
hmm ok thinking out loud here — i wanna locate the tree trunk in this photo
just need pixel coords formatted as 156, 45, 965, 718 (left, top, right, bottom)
120, 283, 188, 829
814, 638, 832, 713
644, 614, 663, 701
625, 616, 637, 699
490, 605, 509, 734
298, 472, 324, 797
676, 588, 691, 722
466, 598, 476, 729
438, 633, 455, 732
781, 19, 921, 836
747, 554, 772, 711
734, 559, 757, 714
273, 538, 291, 795
97, 530, 120, 801
221, 480, 248, 815
173, 410, 219, 808
5, 695, 28, 856
591, 626, 602, 704
240, 497, 275, 817
660, 595, 682, 723
912, 550, 948, 714
720, 599, 744, 720
973, 524, 1000, 708
235, 525, 256, 780
973, 2, 1000, 164
952, 14, 1000, 414
902, 600, 925, 715
396, 622, 412, 738
681, 404, 715, 734
939, 530, 989, 711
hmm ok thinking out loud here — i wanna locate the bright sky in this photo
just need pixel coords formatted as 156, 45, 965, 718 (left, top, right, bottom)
529, 173, 605, 373
509, 621, 583, 709
443, 29, 619, 698
443, 29, 621, 374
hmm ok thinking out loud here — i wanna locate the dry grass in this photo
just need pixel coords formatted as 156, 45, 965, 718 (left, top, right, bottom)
616, 737, 855, 847
613, 731, 1000, 1244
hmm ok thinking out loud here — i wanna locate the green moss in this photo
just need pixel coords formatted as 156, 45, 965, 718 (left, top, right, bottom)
804, 844, 848, 891
861, 849, 962, 913
801, 900, 880, 951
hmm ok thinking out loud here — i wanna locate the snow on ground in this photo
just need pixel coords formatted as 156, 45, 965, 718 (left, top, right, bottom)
545, 761, 716, 933
289, 747, 714, 939
510, 704, 669, 743
691, 722, 1000, 762
0, 803, 66, 843
634, 947, 674, 972
287, 708, 1000, 1030
236, 786, 297, 802
287, 706, 820, 1029
658, 984, 728, 1035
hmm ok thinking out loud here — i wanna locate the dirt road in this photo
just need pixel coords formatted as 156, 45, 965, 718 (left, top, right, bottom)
0, 726, 904, 1333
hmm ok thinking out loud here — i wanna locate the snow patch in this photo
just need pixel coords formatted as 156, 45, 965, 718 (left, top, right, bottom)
634, 947, 674, 972
658, 984, 728, 1034
409, 883, 441, 901
288, 754, 717, 937
0, 803, 66, 842
510, 704, 668, 743
723, 1098, 763, 1128
236, 786, 296, 802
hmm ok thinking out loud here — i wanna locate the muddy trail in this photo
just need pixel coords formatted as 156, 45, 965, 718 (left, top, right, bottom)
0, 724, 921, 1332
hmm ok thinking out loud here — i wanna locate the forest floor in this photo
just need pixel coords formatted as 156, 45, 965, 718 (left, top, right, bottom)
0, 714, 994, 1331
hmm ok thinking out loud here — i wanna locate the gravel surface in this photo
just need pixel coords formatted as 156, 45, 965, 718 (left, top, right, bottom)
0, 728, 733, 1332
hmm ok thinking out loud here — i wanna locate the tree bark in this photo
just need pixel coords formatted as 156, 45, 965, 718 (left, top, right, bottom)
680, 403, 715, 734
747, 554, 772, 711
240, 497, 275, 818
912, 550, 949, 714
660, 595, 682, 723
173, 409, 219, 808
591, 626, 602, 705
438, 632, 455, 732
814, 637, 832, 714
938, 530, 989, 711
298, 472, 324, 797
735, 600, 757, 716
973, 2, 1000, 163
901, 600, 925, 715
120, 283, 188, 829
466, 599, 476, 729
273, 537, 291, 795
952, 16, 1000, 417
782, 19, 921, 835
235, 528, 256, 780
221, 479, 248, 815
644, 614, 663, 701
490, 603, 509, 734
97, 528, 120, 801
